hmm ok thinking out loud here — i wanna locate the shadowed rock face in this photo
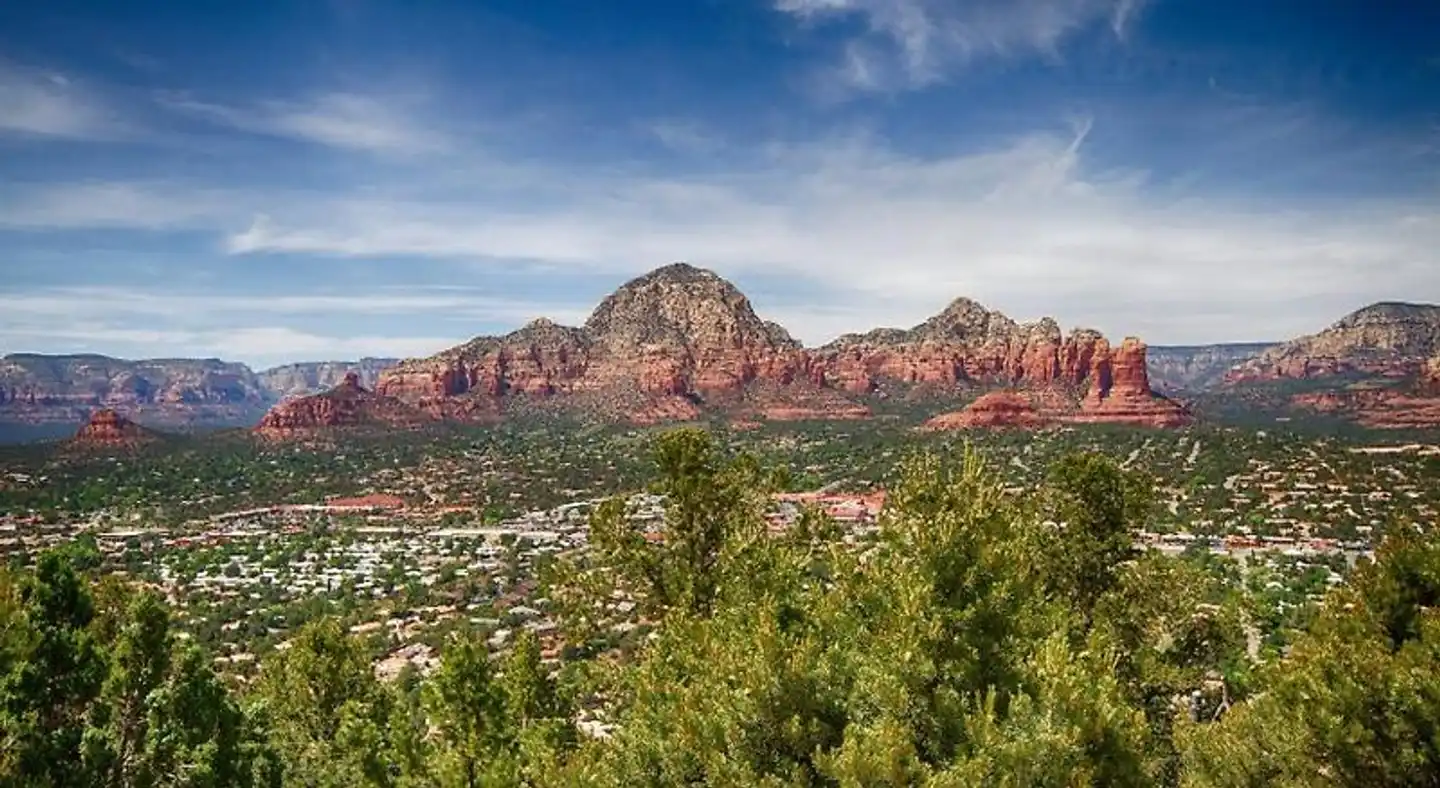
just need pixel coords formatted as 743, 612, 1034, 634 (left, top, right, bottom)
1073, 338, 1192, 427
255, 372, 430, 438
375, 262, 1190, 429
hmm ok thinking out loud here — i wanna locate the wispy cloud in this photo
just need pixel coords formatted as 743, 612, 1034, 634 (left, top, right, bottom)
0, 181, 232, 229
6, 114, 1435, 346
0, 320, 462, 369
0, 286, 596, 368
158, 91, 447, 155
0, 62, 120, 139
776, 0, 1147, 94
0, 287, 591, 327
647, 120, 723, 154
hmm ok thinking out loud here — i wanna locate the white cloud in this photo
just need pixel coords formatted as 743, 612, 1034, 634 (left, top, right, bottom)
159, 91, 446, 155
0, 321, 460, 369
0, 182, 232, 229
776, 0, 1147, 93
0, 287, 591, 327
5, 121, 1437, 348
0, 62, 118, 139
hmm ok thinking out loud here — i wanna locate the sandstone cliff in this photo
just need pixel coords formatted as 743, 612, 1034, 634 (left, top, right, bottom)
255, 373, 430, 438
921, 338, 1191, 430
811, 299, 1106, 393
376, 263, 1186, 429
1071, 338, 1192, 427
0, 354, 270, 428
378, 263, 844, 424
1292, 387, 1440, 430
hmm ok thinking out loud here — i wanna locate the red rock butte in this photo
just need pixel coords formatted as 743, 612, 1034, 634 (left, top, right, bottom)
71, 408, 157, 447
923, 339, 1191, 430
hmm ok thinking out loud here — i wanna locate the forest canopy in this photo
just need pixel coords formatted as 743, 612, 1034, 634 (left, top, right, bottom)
3, 428, 1439, 786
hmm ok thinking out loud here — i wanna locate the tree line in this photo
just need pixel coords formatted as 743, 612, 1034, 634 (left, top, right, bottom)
4, 427, 1439, 786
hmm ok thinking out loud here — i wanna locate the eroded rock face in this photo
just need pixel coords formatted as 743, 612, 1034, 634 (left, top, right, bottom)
809, 303, 1108, 394
256, 373, 430, 438
0, 354, 269, 428
71, 408, 157, 447
1074, 338, 1193, 427
378, 263, 824, 424
1424, 356, 1440, 391
922, 340, 1191, 430
376, 263, 1183, 428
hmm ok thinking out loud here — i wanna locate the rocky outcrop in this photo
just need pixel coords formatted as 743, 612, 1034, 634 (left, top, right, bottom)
0, 354, 270, 428
1147, 343, 1273, 392
376, 263, 1190, 429
1289, 352, 1440, 429
69, 408, 159, 449
255, 373, 430, 438
1073, 338, 1192, 427
810, 300, 1106, 393
1229, 302, 1440, 383
922, 391, 1052, 430
258, 359, 398, 400
378, 264, 834, 424
923, 339, 1191, 430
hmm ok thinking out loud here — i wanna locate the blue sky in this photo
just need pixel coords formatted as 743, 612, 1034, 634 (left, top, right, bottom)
2, 0, 1437, 368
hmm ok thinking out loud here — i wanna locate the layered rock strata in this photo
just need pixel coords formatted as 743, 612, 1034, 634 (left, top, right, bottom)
255, 373, 430, 438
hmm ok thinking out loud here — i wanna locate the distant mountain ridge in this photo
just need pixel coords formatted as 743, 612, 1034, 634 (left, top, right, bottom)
1146, 343, 1275, 392
258, 359, 399, 399
1230, 302, 1440, 382
0, 353, 401, 437
9, 274, 1438, 439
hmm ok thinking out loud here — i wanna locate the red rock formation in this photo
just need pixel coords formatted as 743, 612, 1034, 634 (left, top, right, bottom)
70, 408, 158, 448
375, 263, 1179, 428
811, 306, 1110, 396
256, 373, 430, 438
922, 391, 1052, 430
1072, 338, 1192, 427
1291, 356, 1440, 429
378, 264, 822, 423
